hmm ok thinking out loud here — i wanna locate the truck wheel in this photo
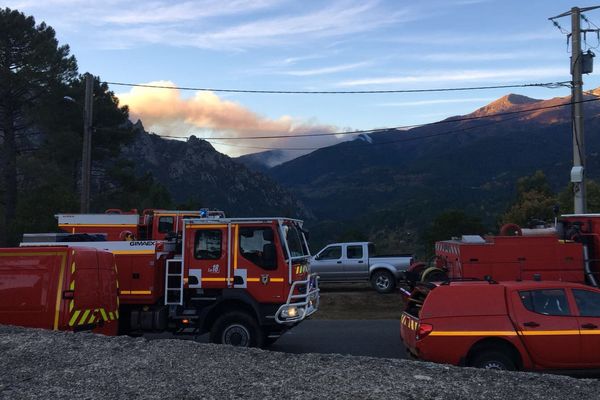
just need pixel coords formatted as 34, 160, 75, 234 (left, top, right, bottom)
421, 267, 448, 283
470, 351, 516, 371
209, 311, 264, 348
371, 270, 396, 294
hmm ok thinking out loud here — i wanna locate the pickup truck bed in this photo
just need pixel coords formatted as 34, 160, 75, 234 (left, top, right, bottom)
310, 242, 412, 293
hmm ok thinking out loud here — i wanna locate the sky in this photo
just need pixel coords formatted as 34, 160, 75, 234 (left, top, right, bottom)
6, 0, 600, 163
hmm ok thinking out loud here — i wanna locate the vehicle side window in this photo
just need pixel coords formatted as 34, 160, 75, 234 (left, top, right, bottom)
158, 216, 174, 233
519, 289, 571, 316
347, 245, 363, 259
239, 227, 277, 270
194, 230, 222, 260
319, 246, 342, 260
573, 289, 600, 317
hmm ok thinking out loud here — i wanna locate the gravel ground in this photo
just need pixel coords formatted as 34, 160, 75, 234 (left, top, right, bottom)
1, 325, 599, 400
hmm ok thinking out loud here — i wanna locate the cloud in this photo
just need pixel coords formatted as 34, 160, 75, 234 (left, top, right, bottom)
285, 62, 370, 76
102, 0, 277, 24
103, 1, 411, 49
338, 67, 566, 87
116, 81, 341, 158
408, 51, 562, 63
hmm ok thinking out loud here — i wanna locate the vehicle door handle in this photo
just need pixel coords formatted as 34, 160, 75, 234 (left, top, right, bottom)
582, 323, 598, 329
358, 261, 364, 264
336, 261, 342, 264
523, 321, 540, 327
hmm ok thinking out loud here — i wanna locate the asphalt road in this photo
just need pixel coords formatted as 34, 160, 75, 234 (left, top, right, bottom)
270, 319, 406, 358
151, 319, 406, 359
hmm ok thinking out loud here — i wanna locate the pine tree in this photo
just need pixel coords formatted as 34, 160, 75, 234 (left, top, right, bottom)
0, 8, 77, 244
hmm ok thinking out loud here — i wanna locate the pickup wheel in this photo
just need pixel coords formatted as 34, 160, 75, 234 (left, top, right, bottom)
371, 270, 396, 294
470, 350, 516, 371
209, 311, 264, 348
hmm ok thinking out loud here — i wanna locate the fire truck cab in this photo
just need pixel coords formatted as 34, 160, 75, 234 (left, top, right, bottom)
164, 217, 319, 346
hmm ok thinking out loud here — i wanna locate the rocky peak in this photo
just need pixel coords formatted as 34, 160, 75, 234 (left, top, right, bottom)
471, 94, 541, 117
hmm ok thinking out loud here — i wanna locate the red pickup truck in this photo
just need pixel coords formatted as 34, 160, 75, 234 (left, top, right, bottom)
400, 280, 600, 371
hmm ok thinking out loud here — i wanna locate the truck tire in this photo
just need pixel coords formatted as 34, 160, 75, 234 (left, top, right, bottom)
371, 270, 396, 294
470, 350, 516, 371
421, 267, 448, 283
209, 311, 264, 348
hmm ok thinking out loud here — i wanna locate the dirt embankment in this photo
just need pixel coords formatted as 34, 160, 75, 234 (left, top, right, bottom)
314, 283, 404, 320
1, 325, 599, 400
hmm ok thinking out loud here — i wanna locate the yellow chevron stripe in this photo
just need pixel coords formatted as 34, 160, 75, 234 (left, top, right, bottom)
78, 309, 91, 325
109, 312, 114, 321
69, 310, 81, 327
99, 309, 108, 321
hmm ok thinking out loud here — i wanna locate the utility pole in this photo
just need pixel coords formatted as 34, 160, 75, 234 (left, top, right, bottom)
571, 7, 586, 214
81, 72, 93, 213
550, 6, 600, 214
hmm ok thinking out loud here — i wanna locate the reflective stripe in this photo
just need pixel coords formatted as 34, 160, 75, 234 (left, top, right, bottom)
519, 330, 580, 336
115, 310, 119, 319
78, 309, 91, 325
247, 278, 260, 282
234, 225, 239, 269
69, 310, 81, 327
89, 314, 96, 324
53, 253, 67, 330
428, 330, 582, 337
69, 280, 75, 290
69, 300, 74, 312
112, 250, 155, 255
119, 290, 152, 295
109, 312, 114, 320
201, 278, 233, 282
430, 331, 518, 337
71, 261, 76, 274
580, 331, 600, 335
271, 278, 284, 282
187, 224, 228, 229
99, 309, 108, 321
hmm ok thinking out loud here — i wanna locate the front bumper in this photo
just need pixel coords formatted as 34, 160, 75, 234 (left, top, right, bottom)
275, 273, 320, 324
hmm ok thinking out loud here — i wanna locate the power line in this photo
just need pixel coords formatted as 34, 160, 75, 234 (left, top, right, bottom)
103, 80, 571, 95
160, 96, 600, 141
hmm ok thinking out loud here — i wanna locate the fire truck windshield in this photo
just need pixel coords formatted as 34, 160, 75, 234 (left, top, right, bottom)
283, 223, 309, 259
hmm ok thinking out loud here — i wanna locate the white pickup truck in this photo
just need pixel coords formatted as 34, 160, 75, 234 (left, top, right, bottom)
310, 242, 413, 293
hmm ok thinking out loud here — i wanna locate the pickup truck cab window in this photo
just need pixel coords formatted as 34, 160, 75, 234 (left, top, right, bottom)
194, 230, 222, 260
573, 289, 600, 317
318, 246, 341, 260
519, 289, 571, 316
346, 245, 363, 259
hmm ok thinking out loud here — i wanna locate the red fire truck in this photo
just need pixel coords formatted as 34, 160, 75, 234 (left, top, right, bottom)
22, 216, 319, 347
0, 246, 119, 336
56, 208, 225, 241
407, 214, 600, 287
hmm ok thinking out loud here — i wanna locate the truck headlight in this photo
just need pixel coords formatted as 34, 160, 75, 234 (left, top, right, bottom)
282, 306, 299, 318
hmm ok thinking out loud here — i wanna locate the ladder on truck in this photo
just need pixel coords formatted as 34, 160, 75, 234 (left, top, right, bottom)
165, 258, 183, 305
